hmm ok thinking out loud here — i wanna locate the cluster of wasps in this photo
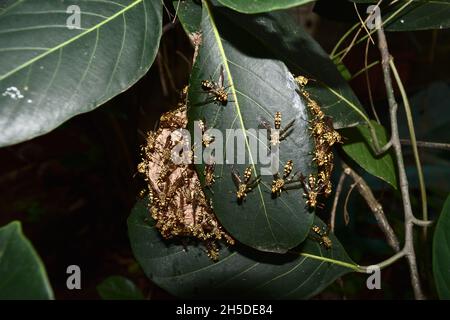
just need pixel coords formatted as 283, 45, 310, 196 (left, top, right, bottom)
197, 68, 340, 215
295, 76, 342, 210
228, 112, 299, 204
138, 66, 340, 255
137, 86, 234, 261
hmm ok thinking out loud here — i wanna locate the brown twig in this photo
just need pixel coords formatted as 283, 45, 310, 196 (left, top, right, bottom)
342, 163, 400, 252
343, 178, 357, 226
376, 19, 426, 299
400, 139, 450, 151
329, 172, 347, 232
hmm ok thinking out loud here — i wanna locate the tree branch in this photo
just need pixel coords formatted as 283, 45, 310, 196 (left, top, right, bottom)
342, 163, 400, 252
400, 139, 450, 151
329, 172, 347, 232
376, 20, 425, 299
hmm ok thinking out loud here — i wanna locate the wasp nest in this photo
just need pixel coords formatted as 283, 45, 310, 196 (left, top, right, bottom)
137, 87, 234, 261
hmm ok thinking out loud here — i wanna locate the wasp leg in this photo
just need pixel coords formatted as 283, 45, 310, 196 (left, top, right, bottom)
283, 182, 302, 191
247, 176, 261, 190
231, 167, 242, 189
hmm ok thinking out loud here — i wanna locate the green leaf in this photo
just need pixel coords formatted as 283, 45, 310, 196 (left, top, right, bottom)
433, 194, 450, 300
128, 199, 357, 299
341, 121, 398, 189
173, 0, 202, 34
350, 0, 450, 31
216, 0, 316, 13
187, 2, 316, 253
385, 0, 450, 31
216, 3, 367, 129
0, 0, 162, 147
0, 221, 54, 299
97, 275, 144, 300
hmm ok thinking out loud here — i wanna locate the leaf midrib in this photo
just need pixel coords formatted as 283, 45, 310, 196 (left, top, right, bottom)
203, 0, 278, 247
0, 0, 143, 81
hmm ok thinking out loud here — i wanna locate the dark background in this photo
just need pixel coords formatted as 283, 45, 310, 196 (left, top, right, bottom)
0, 1, 449, 299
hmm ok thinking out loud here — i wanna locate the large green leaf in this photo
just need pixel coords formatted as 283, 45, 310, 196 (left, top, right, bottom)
217, 3, 366, 129
97, 275, 144, 300
187, 2, 367, 253
433, 194, 450, 299
386, 0, 450, 31
341, 121, 398, 189
0, 0, 162, 147
128, 199, 356, 299
350, 0, 450, 31
0, 221, 54, 299
217, 0, 316, 13
187, 2, 316, 253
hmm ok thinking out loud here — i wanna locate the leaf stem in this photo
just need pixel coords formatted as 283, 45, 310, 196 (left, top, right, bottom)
299, 253, 361, 272
349, 60, 379, 81
330, 23, 359, 59
356, 250, 406, 273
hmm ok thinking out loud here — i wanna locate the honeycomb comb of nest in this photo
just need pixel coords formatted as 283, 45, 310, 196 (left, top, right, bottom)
138, 87, 234, 261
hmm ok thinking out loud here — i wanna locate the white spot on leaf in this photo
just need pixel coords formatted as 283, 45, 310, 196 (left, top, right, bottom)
2, 87, 24, 100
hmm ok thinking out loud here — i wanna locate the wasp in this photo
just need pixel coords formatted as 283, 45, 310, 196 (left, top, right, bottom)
231, 166, 261, 204
314, 117, 342, 146
159, 107, 186, 129
271, 160, 301, 198
296, 89, 324, 120
153, 174, 185, 211
295, 75, 309, 87
198, 119, 215, 147
323, 180, 333, 197
309, 118, 328, 137
201, 65, 230, 106
319, 130, 343, 147
137, 161, 147, 175
259, 112, 295, 147
312, 146, 333, 167
204, 163, 217, 188
145, 135, 177, 187
310, 225, 332, 249
317, 170, 333, 197
156, 165, 173, 187
149, 135, 175, 164
300, 173, 324, 209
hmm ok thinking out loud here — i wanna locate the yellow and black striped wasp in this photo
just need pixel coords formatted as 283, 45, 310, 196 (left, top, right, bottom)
300, 173, 325, 209
271, 160, 301, 198
310, 225, 332, 249
231, 166, 261, 204
201, 65, 231, 106
258, 111, 295, 148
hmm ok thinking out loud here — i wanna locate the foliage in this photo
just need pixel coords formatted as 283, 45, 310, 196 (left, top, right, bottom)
0, 0, 448, 300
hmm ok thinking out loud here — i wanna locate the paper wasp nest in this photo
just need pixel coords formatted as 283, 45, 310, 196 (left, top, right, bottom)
137, 87, 234, 261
